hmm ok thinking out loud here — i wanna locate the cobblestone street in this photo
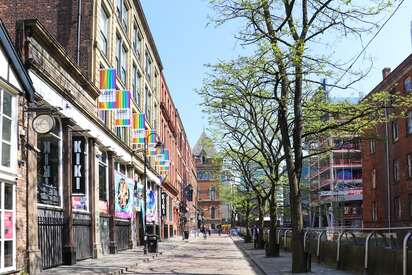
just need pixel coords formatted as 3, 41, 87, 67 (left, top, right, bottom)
127, 235, 264, 275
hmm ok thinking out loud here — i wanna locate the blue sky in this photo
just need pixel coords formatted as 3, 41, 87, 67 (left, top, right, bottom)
141, 0, 412, 147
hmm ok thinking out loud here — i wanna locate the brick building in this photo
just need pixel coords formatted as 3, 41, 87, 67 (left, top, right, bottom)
362, 55, 412, 228
193, 132, 222, 230
0, 0, 198, 272
0, 20, 36, 274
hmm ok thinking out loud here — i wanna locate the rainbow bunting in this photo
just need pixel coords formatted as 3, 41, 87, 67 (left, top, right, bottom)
99, 68, 116, 90
132, 113, 145, 130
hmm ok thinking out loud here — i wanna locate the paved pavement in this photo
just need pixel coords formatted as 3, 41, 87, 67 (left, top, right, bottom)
127, 235, 264, 275
232, 236, 354, 275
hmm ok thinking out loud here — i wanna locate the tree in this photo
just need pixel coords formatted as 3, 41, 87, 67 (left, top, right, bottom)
208, 0, 408, 272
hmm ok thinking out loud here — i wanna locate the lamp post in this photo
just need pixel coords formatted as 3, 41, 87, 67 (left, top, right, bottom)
133, 131, 162, 255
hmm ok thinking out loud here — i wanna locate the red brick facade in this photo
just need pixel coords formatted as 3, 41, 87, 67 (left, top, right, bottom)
362, 54, 412, 227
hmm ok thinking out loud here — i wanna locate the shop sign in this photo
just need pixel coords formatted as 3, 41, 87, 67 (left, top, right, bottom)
38, 140, 60, 206
72, 136, 86, 194
115, 172, 134, 219
161, 192, 167, 217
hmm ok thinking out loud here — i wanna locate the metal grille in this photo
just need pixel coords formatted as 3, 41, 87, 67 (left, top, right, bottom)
38, 209, 64, 269
115, 219, 130, 251
73, 213, 92, 260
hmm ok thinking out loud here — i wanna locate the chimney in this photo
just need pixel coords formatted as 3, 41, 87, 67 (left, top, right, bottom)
382, 67, 391, 79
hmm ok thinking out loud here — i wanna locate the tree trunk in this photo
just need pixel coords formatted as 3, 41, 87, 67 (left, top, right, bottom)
245, 199, 251, 243
266, 187, 279, 257
256, 197, 265, 249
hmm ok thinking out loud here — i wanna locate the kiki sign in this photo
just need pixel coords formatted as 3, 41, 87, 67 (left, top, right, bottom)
72, 136, 86, 194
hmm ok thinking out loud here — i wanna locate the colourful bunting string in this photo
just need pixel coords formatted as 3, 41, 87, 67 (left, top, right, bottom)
99, 68, 116, 90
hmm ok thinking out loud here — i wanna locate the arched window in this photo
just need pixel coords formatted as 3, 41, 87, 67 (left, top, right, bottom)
211, 206, 216, 219
37, 118, 62, 207
210, 187, 216, 201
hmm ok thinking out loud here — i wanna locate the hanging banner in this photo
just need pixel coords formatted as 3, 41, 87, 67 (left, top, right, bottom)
99, 68, 116, 90
147, 129, 157, 146
146, 189, 158, 223
132, 113, 145, 130
115, 109, 131, 127
161, 192, 167, 217
98, 90, 131, 110
72, 136, 86, 194
115, 172, 134, 219
132, 129, 146, 145
134, 180, 144, 212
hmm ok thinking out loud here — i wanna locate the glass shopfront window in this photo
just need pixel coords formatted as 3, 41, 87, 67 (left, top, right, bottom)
0, 182, 15, 272
37, 118, 62, 207
0, 89, 16, 171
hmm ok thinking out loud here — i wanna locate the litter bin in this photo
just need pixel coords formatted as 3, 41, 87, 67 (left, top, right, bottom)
147, 234, 158, 253
184, 231, 189, 239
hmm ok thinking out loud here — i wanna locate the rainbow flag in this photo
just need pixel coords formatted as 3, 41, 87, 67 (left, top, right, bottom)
115, 109, 131, 127
98, 90, 130, 110
132, 113, 145, 130
99, 68, 116, 90
147, 129, 157, 146
159, 165, 170, 172
157, 160, 170, 166
147, 146, 162, 156
132, 129, 145, 145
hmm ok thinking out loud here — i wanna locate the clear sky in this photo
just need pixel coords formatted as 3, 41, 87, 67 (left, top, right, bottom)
141, 0, 412, 147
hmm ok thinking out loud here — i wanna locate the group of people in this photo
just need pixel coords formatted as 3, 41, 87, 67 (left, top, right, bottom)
199, 224, 223, 239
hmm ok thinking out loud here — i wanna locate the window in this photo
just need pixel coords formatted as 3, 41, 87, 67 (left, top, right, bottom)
372, 201, 377, 222
408, 154, 412, 179
392, 120, 399, 142
116, 127, 128, 144
394, 196, 401, 219
121, 44, 127, 84
116, 35, 121, 78
405, 77, 412, 92
408, 112, 412, 134
117, 0, 128, 32
372, 169, 376, 189
98, 151, 108, 202
37, 119, 62, 206
0, 182, 15, 272
0, 89, 14, 168
145, 50, 152, 81
210, 187, 216, 201
393, 159, 400, 183
132, 65, 141, 108
98, 5, 109, 56
409, 194, 412, 217
169, 197, 173, 222
133, 24, 142, 57
211, 206, 216, 219
145, 87, 152, 124
369, 139, 376, 154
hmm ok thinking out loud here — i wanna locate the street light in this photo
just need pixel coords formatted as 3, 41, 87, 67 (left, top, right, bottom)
133, 131, 162, 255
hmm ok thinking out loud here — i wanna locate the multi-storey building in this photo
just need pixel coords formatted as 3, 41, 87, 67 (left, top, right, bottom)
193, 132, 222, 230
362, 56, 412, 228
0, 0, 198, 272
309, 135, 363, 228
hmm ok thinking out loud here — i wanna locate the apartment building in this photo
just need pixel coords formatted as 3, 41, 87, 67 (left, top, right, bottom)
362, 56, 412, 228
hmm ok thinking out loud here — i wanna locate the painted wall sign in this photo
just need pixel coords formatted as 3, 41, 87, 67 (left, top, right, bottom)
72, 136, 86, 194
38, 139, 60, 206
115, 172, 134, 219
161, 192, 167, 217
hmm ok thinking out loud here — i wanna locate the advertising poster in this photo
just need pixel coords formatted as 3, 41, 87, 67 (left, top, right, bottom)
134, 180, 144, 212
4, 211, 13, 239
115, 172, 134, 219
72, 195, 87, 211
146, 190, 158, 223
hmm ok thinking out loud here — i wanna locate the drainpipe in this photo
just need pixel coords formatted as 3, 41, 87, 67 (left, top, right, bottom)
384, 100, 391, 230
76, 0, 82, 65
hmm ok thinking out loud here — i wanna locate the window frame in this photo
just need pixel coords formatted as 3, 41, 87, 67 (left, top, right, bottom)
0, 182, 16, 272
394, 196, 401, 219
98, 5, 109, 56
393, 159, 400, 183
372, 168, 376, 189
98, 150, 109, 202
405, 76, 412, 93
0, 88, 17, 173
392, 120, 399, 142
408, 154, 412, 179
369, 139, 376, 154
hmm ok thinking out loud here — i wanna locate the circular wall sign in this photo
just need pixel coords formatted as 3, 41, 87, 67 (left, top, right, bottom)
32, 114, 55, 134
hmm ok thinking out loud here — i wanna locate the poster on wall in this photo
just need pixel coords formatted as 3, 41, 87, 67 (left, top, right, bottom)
115, 172, 134, 219
4, 211, 13, 239
72, 136, 86, 194
134, 180, 144, 212
146, 190, 158, 223
72, 195, 88, 211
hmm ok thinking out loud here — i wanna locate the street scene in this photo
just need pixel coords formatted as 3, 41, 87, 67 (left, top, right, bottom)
0, 0, 412, 274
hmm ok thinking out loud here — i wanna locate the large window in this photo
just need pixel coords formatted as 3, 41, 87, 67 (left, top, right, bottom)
372, 201, 377, 222
210, 206, 216, 219
98, 5, 109, 56
0, 89, 14, 169
0, 182, 15, 272
145, 50, 152, 81
145, 87, 152, 123
408, 154, 412, 179
369, 139, 376, 154
116, 35, 121, 79
405, 77, 412, 92
116, 0, 128, 32
372, 169, 376, 189
210, 187, 216, 201
133, 24, 142, 57
37, 119, 62, 206
121, 44, 127, 84
393, 159, 400, 183
392, 120, 399, 142
98, 151, 108, 202
132, 65, 141, 108
394, 196, 401, 219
